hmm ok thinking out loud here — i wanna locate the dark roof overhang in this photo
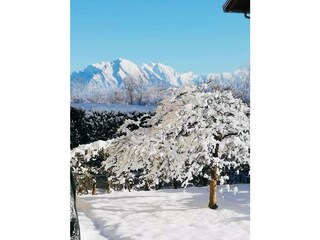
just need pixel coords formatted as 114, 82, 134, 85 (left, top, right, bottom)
223, 0, 250, 17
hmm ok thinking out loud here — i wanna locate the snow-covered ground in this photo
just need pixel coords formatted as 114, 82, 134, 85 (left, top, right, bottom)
78, 209, 110, 240
77, 184, 250, 240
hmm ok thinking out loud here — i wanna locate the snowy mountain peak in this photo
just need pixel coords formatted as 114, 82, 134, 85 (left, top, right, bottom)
71, 58, 250, 104
141, 62, 181, 86
92, 61, 109, 69
113, 58, 142, 77
113, 57, 133, 65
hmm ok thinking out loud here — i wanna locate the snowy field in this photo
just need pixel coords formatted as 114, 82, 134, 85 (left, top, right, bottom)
77, 184, 250, 240
71, 103, 156, 113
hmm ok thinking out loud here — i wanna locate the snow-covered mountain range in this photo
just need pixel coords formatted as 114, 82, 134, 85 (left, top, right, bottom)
71, 58, 250, 104
71, 58, 199, 89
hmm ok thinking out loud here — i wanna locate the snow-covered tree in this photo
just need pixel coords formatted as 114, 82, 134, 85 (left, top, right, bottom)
98, 86, 249, 206
206, 66, 250, 104
71, 86, 250, 208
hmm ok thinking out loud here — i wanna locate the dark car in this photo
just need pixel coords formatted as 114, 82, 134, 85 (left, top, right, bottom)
70, 169, 81, 240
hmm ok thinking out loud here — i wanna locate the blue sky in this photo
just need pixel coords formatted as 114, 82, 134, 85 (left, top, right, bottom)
71, 0, 249, 75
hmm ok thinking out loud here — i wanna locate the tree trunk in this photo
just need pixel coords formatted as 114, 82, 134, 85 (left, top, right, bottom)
173, 178, 178, 189
126, 179, 132, 192
83, 179, 89, 195
144, 180, 150, 191
208, 167, 219, 209
130, 94, 133, 105
92, 181, 97, 195
106, 179, 112, 193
